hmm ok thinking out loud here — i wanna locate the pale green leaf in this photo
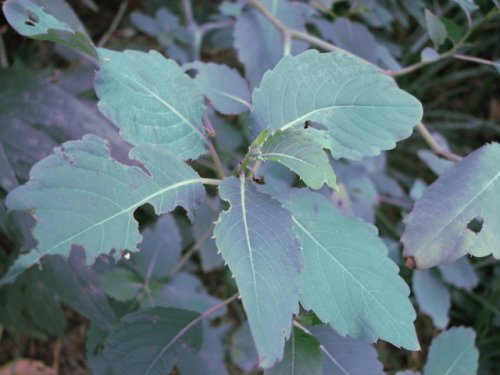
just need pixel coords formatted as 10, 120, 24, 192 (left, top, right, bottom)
452, 0, 479, 12
184, 62, 252, 115
424, 327, 479, 375
230, 322, 259, 372
103, 307, 203, 375
311, 325, 384, 375
438, 257, 478, 290
265, 328, 323, 375
234, 0, 308, 86
425, 9, 447, 47
252, 50, 423, 160
412, 269, 450, 329
402, 143, 500, 268
283, 189, 419, 350
95, 49, 207, 160
3, 135, 205, 284
40, 248, 118, 331
178, 322, 230, 375
257, 129, 336, 190
100, 268, 143, 301
214, 176, 302, 368
3, 0, 96, 58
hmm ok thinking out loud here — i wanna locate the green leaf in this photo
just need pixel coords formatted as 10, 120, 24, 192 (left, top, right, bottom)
425, 9, 447, 48
282, 189, 419, 350
40, 248, 118, 331
95, 49, 207, 160
3, 135, 205, 284
402, 143, 500, 267
146, 272, 227, 320
412, 269, 450, 329
265, 328, 323, 375
452, 0, 479, 13
132, 214, 182, 280
184, 61, 252, 115
438, 257, 478, 290
424, 327, 479, 375
178, 322, 230, 375
252, 50, 423, 160
214, 176, 302, 368
103, 307, 203, 375
440, 17, 463, 44
0, 64, 128, 180
3, 0, 96, 58
310, 325, 385, 375
100, 268, 143, 301
230, 322, 259, 372
234, 0, 308, 85
0, 142, 18, 192
257, 129, 337, 190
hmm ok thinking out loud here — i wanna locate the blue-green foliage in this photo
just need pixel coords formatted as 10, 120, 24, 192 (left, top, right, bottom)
1, 0, 497, 373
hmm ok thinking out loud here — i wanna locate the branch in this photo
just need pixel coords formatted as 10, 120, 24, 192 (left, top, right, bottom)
248, 0, 467, 162
416, 123, 463, 162
169, 224, 215, 277
453, 53, 499, 67
97, 0, 128, 47
169, 292, 239, 346
248, 0, 386, 72
200, 178, 222, 186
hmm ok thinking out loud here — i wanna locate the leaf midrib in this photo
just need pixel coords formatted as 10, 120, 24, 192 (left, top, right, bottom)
414, 169, 500, 257
40, 178, 202, 257
279, 104, 416, 131
292, 216, 414, 346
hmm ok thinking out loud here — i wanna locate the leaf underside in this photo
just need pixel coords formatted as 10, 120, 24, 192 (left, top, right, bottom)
283, 189, 419, 350
403, 142, 500, 268
258, 129, 337, 190
95, 48, 207, 160
103, 307, 203, 375
3, 0, 96, 57
4, 135, 204, 284
214, 176, 302, 368
252, 50, 423, 160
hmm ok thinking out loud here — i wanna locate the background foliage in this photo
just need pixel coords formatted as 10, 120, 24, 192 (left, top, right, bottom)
0, 0, 499, 374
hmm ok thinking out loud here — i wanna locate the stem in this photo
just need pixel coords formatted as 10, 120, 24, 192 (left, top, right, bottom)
249, 0, 469, 162
416, 123, 463, 162
182, 0, 196, 29
208, 143, 227, 179
167, 292, 239, 348
389, 8, 500, 77
293, 321, 341, 365
97, 0, 128, 47
0, 34, 8, 68
248, 0, 386, 72
169, 224, 215, 277
200, 20, 235, 34
200, 177, 222, 186
453, 53, 498, 67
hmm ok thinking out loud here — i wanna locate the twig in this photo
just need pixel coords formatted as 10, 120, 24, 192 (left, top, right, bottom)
453, 53, 499, 67
248, 0, 386, 72
248, 0, 468, 162
165, 292, 239, 348
293, 320, 344, 366
169, 224, 215, 277
208, 143, 227, 179
416, 123, 463, 162
200, 19, 235, 34
182, 0, 196, 29
97, 0, 128, 47
200, 177, 222, 186
378, 195, 413, 210
0, 34, 8, 68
